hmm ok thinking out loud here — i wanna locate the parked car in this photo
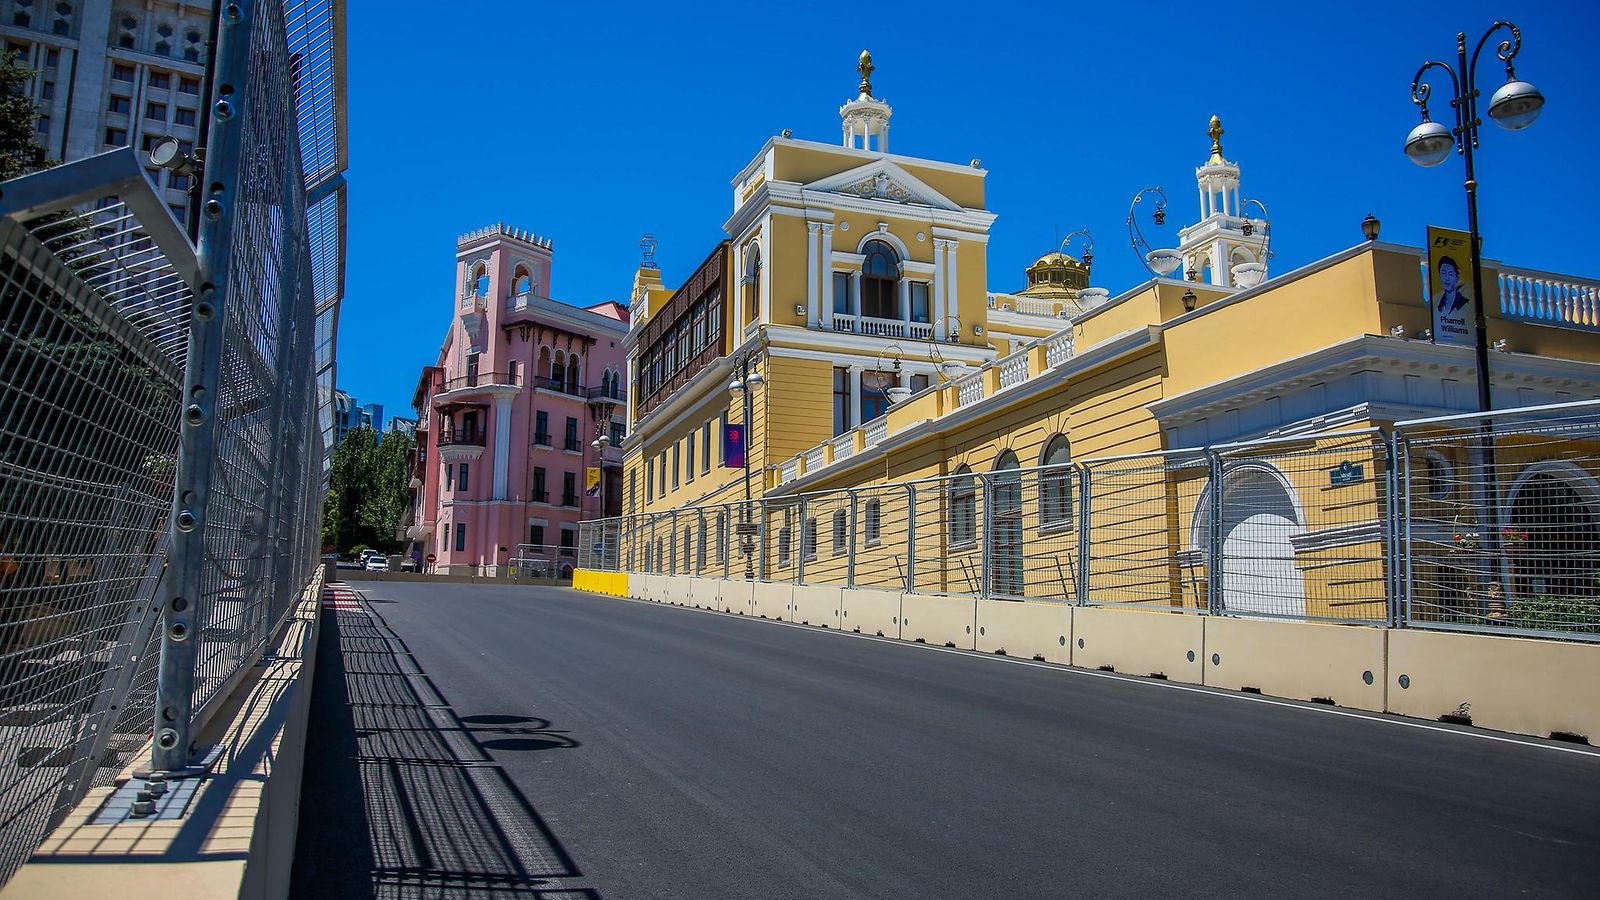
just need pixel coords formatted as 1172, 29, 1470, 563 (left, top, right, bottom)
364, 556, 389, 572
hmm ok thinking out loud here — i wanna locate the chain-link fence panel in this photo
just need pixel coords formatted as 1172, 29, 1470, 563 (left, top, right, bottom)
1080, 450, 1210, 612
1398, 401, 1600, 641
852, 483, 913, 591
907, 470, 986, 596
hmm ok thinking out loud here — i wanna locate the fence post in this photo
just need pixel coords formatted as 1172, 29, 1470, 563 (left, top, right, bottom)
1391, 430, 1410, 629
1206, 450, 1225, 616
796, 496, 808, 585
847, 490, 858, 588
152, 0, 258, 775
979, 474, 993, 599
905, 483, 917, 592
1076, 463, 1091, 605
757, 499, 768, 581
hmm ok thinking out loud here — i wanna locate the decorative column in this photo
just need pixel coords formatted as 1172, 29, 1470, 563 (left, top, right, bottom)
819, 223, 835, 328
932, 240, 948, 340
806, 222, 821, 328
946, 239, 961, 336
758, 224, 771, 325
492, 395, 513, 500
848, 366, 863, 429
851, 271, 864, 333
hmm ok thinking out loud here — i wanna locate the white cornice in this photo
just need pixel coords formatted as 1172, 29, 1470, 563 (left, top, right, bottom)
730, 136, 990, 189
764, 324, 996, 364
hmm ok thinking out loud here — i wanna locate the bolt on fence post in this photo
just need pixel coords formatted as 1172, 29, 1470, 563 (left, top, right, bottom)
904, 483, 917, 592
847, 490, 858, 588
1076, 463, 1092, 605
152, 0, 256, 775
1206, 450, 1225, 617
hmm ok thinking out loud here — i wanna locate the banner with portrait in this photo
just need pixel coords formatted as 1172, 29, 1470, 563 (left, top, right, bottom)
1427, 225, 1475, 346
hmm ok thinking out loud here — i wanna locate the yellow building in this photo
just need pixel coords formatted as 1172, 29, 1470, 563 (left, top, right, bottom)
617, 54, 1600, 624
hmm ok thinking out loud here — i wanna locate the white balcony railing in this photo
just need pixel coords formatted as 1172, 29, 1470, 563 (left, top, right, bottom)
957, 374, 984, 407
829, 432, 855, 461
1016, 297, 1068, 317
780, 457, 799, 484
830, 314, 934, 340
1499, 267, 1600, 332
999, 353, 1029, 390
865, 418, 888, 448
1046, 332, 1074, 367
804, 445, 827, 472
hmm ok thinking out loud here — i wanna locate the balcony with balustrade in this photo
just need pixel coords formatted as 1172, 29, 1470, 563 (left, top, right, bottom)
432, 369, 522, 407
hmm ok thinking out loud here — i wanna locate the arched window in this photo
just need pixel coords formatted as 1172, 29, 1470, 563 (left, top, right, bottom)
472, 263, 489, 297
566, 354, 580, 393
803, 517, 818, 562
832, 510, 847, 554
949, 465, 977, 547
551, 350, 566, 386
745, 244, 762, 322
697, 518, 708, 571
683, 527, 691, 572
865, 499, 882, 545
861, 239, 900, 320
991, 451, 1024, 596
513, 266, 532, 295
1039, 435, 1073, 529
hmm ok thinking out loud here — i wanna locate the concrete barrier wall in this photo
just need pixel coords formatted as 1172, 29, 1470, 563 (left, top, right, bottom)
900, 593, 977, 649
1073, 606, 1206, 684
1387, 629, 1600, 740
842, 588, 902, 637
975, 599, 1072, 663
572, 571, 1600, 743
791, 585, 842, 629
1203, 617, 1387, 712
572, 570, 628, 597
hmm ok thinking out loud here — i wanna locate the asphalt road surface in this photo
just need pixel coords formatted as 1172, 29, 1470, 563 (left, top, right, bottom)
290, 581, 1600, 899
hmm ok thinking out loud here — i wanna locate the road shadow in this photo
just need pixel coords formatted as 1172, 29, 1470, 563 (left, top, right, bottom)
290, 600, 598, 899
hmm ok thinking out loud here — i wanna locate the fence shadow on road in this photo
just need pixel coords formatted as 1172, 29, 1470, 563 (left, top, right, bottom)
290, 598, 600, 899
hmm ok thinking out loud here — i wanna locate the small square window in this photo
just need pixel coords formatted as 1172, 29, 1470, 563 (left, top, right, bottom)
45, 49, 59, 67
145, 101, 166, 120
35, 115, 48, 135
112, 64, 134, 82
178, 76, 199, 94
107, 95, 130, 114
173, 107, 195, 127
148, 71, 170, 89
40, 81, 53, 101
104, 127, 126, 146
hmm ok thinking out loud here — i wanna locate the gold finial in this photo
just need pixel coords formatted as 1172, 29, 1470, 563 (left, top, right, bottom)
858, 49, 874, 97
1207, 114, 1225, 164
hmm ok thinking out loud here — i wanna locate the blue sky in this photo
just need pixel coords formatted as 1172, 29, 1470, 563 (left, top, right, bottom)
338, 0, 1600, 420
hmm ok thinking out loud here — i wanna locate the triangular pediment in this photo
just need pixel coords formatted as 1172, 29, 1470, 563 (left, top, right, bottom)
804, 159, 964, 212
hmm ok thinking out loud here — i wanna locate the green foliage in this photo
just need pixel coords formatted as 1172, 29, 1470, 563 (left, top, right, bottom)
1510, 596, 1600, 634
0, 50, 48, 180
322, 425, 414, 553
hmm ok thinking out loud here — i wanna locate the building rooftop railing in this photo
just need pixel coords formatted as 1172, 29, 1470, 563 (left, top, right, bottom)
437, 427, 487, 447
439, 370, 519, 393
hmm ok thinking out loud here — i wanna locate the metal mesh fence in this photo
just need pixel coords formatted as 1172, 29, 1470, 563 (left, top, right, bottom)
0, 0, 341, 884
581, 400, 1600, 644
1399, 401, 1600, 641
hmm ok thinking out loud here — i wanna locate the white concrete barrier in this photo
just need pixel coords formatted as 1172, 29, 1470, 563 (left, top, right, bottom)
718, 577, 754, 615
1203, 617, 1387, 711
752, 581, 793, 620
975, 599, 1072, 663
791, 584, 842, 629
1387, 629, 1600, 740
1073, 606, 1205, 684
900, 593, 977, 649
842, 587, 901, 637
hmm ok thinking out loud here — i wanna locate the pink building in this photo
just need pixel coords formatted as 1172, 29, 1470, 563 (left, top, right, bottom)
405, 224, 628, 576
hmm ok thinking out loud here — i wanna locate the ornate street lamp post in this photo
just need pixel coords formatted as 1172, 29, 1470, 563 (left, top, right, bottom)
728, 353, 766, 579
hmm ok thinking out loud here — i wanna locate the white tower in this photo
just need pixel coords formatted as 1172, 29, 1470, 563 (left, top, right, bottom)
841, 50, 892, 152
1176, 116, 1268, 288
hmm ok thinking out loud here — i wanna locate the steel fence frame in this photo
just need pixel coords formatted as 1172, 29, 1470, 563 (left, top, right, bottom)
0, 0, 342, 885
581, 399, 1600, 643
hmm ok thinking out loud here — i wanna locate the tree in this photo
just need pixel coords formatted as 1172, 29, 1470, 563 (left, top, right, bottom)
321, 426, 414, 553
0, 50, 48, 179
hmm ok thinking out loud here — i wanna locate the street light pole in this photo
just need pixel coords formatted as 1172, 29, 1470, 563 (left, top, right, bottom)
1405, 20, 1545, 619
729, 352, 765, 580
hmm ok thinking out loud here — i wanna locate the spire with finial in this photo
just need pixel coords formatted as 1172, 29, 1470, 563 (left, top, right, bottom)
858, 49, 875, 98
1207, 115, 1226, 165
840, 50, 891, 152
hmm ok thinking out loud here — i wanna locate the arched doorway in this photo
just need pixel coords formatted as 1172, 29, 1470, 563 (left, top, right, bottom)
1198, 464, 1307, 617
1508, 468, 1600, 601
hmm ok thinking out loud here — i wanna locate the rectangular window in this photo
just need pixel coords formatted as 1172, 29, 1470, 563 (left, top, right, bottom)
148, 71, 170, 89
718, 415, 727, 464
145, 101, 166, 120
701, 422, 712, 473
671, 444, 680, 489
40, 81, 53, 101
142, 134, 160, 152
174, 106, 195, 127
454, 523, 466, 552
628, 473, 637, 514
910, 282, 930, 323
832, 272, 853, 315
911, 373, 930, 394
833, 367, 851, 437
562, 471, 577, 506
610, 420, 625, 448
458, 462, 469, 492
560, 527, 576, 556
530, 524, 545, 547
564, 416, 578, 450
35, 115, 47, 135
645, 464, 653, 503
533, 466, 547, 502
45, 49, 59, 68
179, 76, 199, 94
659, 453, 667, 492
113, 64, 135, 82
863, 276, 896, 320
104, 127, 126, 146
107, 95, 130, 114
861, 371, 895, 424
446, 463, 454, 489
535, 410, 550, 445
685, 433, 695, 483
